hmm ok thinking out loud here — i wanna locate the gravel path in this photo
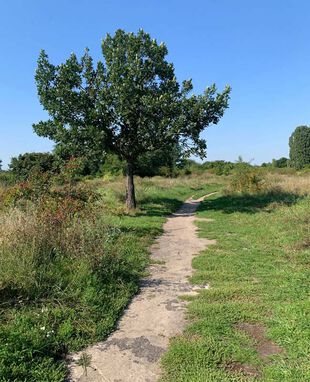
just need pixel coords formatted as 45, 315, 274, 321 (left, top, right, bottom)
70, 195, 216, 382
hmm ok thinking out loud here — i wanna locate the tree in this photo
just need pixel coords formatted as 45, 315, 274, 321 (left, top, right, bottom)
9, 152, 56, 180
135, 143, 184, 177
272, 157, 288, 168
289, 126, 310, 169
53, 140, 105, 176
33, 29, 231, 208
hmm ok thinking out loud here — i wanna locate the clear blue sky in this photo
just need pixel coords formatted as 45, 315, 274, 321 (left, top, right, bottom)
1, 0, 309, 168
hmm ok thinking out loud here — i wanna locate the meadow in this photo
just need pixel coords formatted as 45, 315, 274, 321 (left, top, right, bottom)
0, 172, 220, 381
161, 172, 310, 381
0, 169, 309, 381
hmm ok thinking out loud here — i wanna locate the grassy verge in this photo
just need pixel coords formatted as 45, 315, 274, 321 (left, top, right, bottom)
161, 185, 310, 381
0, 175, 221, 382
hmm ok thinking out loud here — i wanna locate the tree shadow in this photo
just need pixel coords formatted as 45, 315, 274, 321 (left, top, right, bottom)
198, 190, 303, 214
119, 225, 163, 237
136, 196, 184, 217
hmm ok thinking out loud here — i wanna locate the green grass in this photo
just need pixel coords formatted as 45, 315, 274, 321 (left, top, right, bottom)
161, 191, 310, 382
0, 176, 221, 382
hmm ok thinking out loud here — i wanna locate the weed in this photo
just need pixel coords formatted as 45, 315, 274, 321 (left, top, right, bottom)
0, 175, 222, 381
76, 353, 92, 376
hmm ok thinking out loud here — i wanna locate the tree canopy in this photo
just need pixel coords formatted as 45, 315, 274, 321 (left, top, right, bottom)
33, 29, 231, 208
289, 126, 310, 169
9, 152, 56, 180
272, 157, 289, 168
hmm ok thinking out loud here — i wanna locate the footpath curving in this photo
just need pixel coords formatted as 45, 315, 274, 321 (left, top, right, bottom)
70, 194, 216, 382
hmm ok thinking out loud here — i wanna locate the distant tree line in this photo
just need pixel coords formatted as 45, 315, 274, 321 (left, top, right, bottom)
0, 154, 253, 182
1, 125, 309, 185
261, 126, 310, 170
5, 145, 186, 182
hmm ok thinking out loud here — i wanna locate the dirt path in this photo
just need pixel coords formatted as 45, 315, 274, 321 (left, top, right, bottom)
70, 195, 216, 382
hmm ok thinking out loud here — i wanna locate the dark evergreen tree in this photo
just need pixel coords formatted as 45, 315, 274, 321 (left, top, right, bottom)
289, 126, 310, 169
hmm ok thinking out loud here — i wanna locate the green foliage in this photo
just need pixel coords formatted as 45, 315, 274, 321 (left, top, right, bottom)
76, 353, 92, 376
53, 143, 105, 176
289, 125, 310, 169
1, 171, 52, 206
33, 29, 230, 207
228, 165, 266, 194
53, 157, 86, 185
135, 144, 184, 177
100, 153, 125, 177
203, 160, 235, 175
272, 157, 289, 168
0, 171, 16, 188
9, 152, 57, 180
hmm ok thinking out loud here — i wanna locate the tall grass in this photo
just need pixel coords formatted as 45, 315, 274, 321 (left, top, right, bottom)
266, 173, 310, 195
0, 174, 223, 381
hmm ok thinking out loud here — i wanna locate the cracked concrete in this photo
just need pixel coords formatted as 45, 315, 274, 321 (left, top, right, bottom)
69, 194, 216, 382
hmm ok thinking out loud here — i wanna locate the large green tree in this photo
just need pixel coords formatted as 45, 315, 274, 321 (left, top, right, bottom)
289, 126, 310, 169
33, 29, 230, 208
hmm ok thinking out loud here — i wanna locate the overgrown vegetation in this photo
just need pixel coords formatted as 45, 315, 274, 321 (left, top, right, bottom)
0, 173, 219, 381
33, 29, 230, 208
161, 174, 310, 381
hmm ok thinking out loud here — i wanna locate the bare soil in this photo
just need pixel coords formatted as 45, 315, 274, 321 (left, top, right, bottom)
235, 323, 283, 360
69, 195, 216, 382
227, 323, 283, 378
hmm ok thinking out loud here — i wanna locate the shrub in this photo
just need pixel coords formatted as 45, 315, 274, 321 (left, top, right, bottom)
0, 171, 52, 207
272, 157, 289, 168
228, 165, 266, 194
0, 171, 16, 187
202, 160, 235, 175
53, 157, 86, 185
9, 152, 57, 180
100, 153, 125, 177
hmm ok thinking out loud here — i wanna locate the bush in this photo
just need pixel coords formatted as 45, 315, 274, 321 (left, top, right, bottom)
9, 152, 57, 180
53, 157, 86, 185
0, 171, 16, 187
100, 154, 125, 177
272, 157, 289, 168
0, 171, 51, 207
0, 173, 155, 380
228, 165, 266, 194
202, 160, 235, 175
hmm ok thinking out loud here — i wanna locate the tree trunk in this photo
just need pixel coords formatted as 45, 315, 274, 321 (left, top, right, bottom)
126, 161, 136, 209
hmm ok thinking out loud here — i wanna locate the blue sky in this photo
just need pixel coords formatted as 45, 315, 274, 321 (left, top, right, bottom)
0, 0, 309, 168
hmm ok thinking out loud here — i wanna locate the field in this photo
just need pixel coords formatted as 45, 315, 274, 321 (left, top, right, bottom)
0, 170, 309, 381
161, 173, 310, 381
0, 173, 220, 381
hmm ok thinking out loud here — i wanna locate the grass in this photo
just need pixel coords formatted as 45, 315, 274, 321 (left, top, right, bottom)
161, 176, 310, 381
0, 174, 221, 382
